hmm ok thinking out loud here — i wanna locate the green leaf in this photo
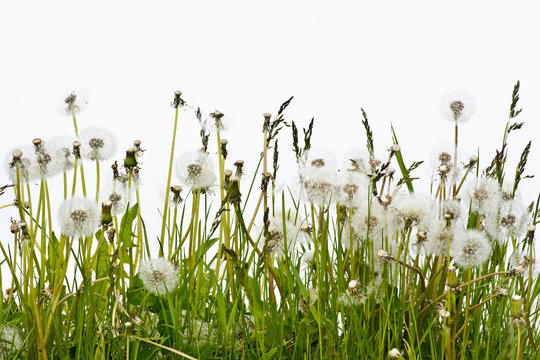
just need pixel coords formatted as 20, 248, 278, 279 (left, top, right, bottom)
127, 274, 145, 306
261, 347, 278, 360
391, 124, 414, 193
119, 203, 139, 250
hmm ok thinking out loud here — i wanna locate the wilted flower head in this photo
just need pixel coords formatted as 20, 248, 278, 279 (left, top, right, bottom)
58, 196, 101, 238
79, 126, 116, 161
175, 150, 216, 190
440, 90, 475, 123
200, 109, 235, 133
450, 229, 491, 269
57, 87, 89, 116
139, 258, 179, 296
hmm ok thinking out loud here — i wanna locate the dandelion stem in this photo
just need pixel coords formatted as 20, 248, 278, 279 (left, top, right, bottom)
159, 100, 181, 256
95, 160, 100, 202
71, 108, 79, 137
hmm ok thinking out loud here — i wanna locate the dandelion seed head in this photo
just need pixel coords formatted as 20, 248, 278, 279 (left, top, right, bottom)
439, 152, 452, 164
263, 211, 302, 258
351, 200, 388, 245
0, 325, 22, 355
176, 150, 216, 190
486, 198, 529, 241
48, 136, 76, 172
442, 199, 461, 224
425, 220, 454, 256
451, 229, 491, 269
337, 170, 369, 208
57, 86, 89, 116
79, 126, 116, 161
29, 140, 62, 179
440, 90, 475, 123
465, 177, 501, 216
392, 193, 434, 230
388, 348, 403, 359
58, 196, 100, 238
139, 258, 179, 296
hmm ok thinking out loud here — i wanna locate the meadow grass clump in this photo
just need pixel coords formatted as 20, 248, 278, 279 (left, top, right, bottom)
1, 82, 540, 359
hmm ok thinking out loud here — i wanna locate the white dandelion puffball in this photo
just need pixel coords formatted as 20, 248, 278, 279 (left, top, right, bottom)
5, 146, 36, 183
264, 211, 302, 258
201, 109, 235, 133
49, 136, 77, 172
337, 170, 370, 208
0, 325, 23, 355
139, 258, 179, 296
57, 87, 89, 116
450, 229, 492, 269
464, 177, 501, 216
392, 193, 435, 231
298, 149, 338, 206
175, 150, 216, 190
79, 126, 116, 161
58, 196, 101, 238
440, 90, 475, 123
28, 139, 62, 179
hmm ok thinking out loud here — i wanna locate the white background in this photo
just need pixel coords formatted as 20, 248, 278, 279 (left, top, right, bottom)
1, 1, 540, 271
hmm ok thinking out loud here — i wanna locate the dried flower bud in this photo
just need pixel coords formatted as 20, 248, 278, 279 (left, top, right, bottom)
172, 90, 184, 108
439, 165, 449, 174
10, 220, 19, 234
12, 149, 23, 161
348, 280, 358, 290
447, 265, 459, 288
130, 314, 142, 326
107, 226, 116, 243
511, 295, 523, 318
377, 250, 391, 262
391, 145, 401, 153
101, 200, 113, 226
124, 146, 138, 169
72, 141, 81, 159
493, 287, 508, 298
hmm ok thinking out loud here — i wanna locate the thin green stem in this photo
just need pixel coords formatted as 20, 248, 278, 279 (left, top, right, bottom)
159, 104, 180, 256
